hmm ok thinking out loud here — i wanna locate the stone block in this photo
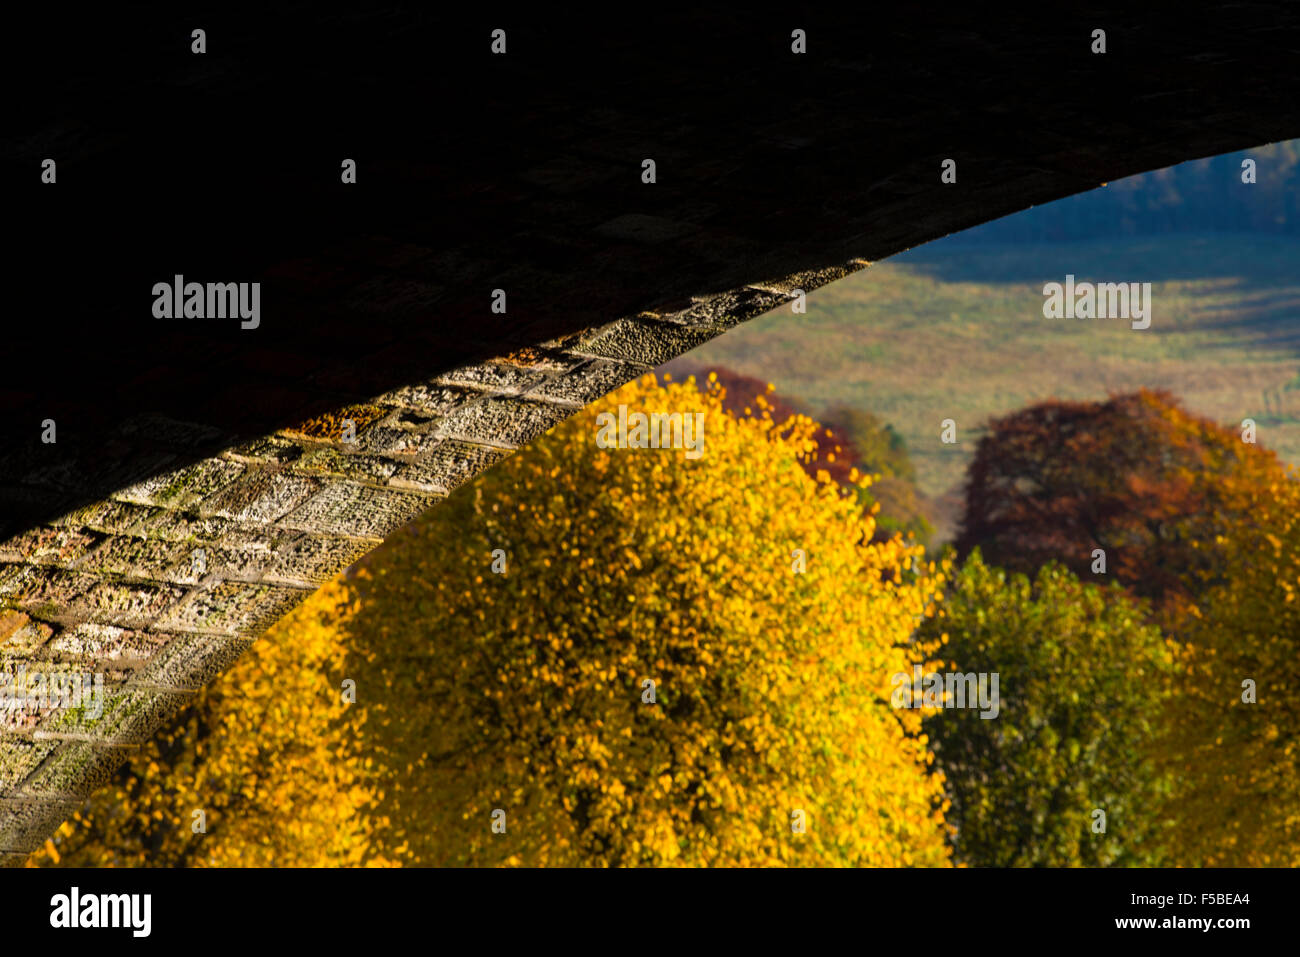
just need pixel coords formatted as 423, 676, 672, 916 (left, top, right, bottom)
390, 440, 509, 494
0, 738, 57, 791
279, 483, 435, 539
129, 632, 254, 692
71, 581, 186, 629
0, 797, 81, 854
113, 457, 246, 509
435, 397, 571, 449
525, 359, 644, 407
35, 687, 191, 747
572, 318, 719, 366
201, 469, 319, 524
51, 500, 158, 535
0, 526, 102, 566
156, 582, 307, 637
42, 623, 171, 668
12, 740, 127, 799
433, 361, 546, 395
261, 534, 375, 586
291, 446, 403, 485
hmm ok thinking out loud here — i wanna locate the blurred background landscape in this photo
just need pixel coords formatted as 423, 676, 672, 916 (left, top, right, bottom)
665, 139, 1300, 542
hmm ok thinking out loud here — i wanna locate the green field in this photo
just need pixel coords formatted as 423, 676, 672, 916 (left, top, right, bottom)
662, 234, 1300, 540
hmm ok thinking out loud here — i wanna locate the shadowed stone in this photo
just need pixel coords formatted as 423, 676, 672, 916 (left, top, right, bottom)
0, 797, 83, 854
129, 633, 254, 692
35, 688, 192, 747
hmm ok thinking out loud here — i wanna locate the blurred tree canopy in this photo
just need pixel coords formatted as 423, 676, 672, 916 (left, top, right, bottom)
681, 366, 934, 545
919, 551, 1177, 867
1159, 468, 1300, 866
957, 389, 1287, 621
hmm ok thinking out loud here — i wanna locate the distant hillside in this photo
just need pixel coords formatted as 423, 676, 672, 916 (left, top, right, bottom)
660, 233, 1300, 542
966, 139, 1300, 242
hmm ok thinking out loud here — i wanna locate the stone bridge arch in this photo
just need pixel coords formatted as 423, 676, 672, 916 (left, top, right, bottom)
3, 6, 1300, 861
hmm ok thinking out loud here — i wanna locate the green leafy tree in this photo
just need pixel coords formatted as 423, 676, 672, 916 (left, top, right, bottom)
920, 550, 1177, 867
821, 404, 916, 484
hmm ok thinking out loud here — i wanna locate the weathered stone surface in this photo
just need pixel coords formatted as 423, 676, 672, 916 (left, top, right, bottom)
435, 397, 572, 449
525, 359, 645, 408
114, 459, 246, 510
284, 405, 389, 442
225, 436, 306, 466
434, 362, 548, 396
70, 581, 186, 629
0, 613, 52, 657
261, 534, 374, 587
0, 739, 57, 792
353, 420, 441, 458
390, 441, 510, 495
129, 633, 254, 692
660, 287, 794, 329
13, 741, 126, 799
0, 797, 82, 854
42, 623, 171, 668
291, 446, 403, 485
0, 567, 96, 618
156, 582, 306, 637
202, 470, 321, 524
0, 526, 102, 566
35, 689, 192, 747
278, 483, 435, 539
571, 319, 721, 367
78, 534, 200, 582
380, 384, 478, 416
51, 500, 158, 536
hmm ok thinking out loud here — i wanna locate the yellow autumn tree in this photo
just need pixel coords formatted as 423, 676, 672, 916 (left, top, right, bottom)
348, 373, 952, 866
28, 580, 393, 867
1159, 466, 1300, 866
30, 373, 950, 868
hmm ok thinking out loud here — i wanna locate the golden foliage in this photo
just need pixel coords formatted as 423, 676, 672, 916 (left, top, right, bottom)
349, 374, 952, 866
28, 581, 393, 867
30, 374, 950, 867
1160, 467, 1300, 866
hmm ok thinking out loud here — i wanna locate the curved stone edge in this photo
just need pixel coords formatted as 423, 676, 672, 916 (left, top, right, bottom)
0, 259, 866, 863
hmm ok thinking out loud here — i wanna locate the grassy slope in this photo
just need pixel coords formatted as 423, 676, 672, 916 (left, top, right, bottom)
661, 233, 1300, 541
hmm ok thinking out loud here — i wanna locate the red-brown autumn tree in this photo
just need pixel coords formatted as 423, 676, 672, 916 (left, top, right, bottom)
677, 367, 860, 486
955, 389, 1287, 617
